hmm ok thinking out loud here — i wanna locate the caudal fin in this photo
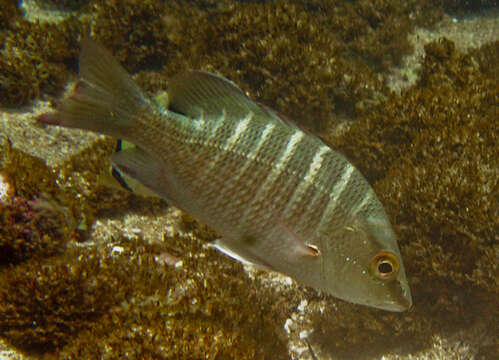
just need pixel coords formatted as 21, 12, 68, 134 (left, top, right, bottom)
38, 37, 148, 139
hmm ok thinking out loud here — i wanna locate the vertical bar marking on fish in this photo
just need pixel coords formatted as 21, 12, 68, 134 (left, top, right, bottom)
282, 145, 332, 219
241, 129, 305, 220
316, 163, 355, 233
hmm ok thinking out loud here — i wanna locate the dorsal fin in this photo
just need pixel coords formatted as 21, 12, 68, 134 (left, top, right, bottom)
256, 101, 316, 137
167, 70, 271, 120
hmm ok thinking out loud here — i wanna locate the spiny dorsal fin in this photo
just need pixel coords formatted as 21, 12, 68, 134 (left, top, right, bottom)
167, 70, 271, 120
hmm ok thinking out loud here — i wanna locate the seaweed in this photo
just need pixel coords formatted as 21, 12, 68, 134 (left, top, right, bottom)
0, 196, 68, 265
316, 38, 498, 358
58, 236, 291, 360
0, 15, 82, 107
0, 213, 292, 358
0, 142, 74, 265
34, 0, 90, 11
91, 0, 441, 130
0, 133, 291, 359
331, 37, 498, 291
1, 1, 497, 358
0, 247, 130, 353
440, 0, 498, 13
0, 0, 22, 31
1, 0, 443, 126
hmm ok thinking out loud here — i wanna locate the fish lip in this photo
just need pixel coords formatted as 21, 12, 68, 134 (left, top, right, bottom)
381, 302, 411, 312
373, 302, 409, 312
376, 295, 413, 312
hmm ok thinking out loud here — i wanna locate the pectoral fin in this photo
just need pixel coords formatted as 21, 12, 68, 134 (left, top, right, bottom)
275, 215, 320, 258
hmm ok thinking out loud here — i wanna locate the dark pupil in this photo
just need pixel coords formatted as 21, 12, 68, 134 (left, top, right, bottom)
378, 261, 393, 274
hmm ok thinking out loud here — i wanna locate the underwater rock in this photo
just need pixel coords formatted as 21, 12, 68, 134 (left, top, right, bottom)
323, 38, 498, 359
34, 0, 89, 11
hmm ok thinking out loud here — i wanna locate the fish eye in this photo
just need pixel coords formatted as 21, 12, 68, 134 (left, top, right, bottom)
370, 251, 400, 280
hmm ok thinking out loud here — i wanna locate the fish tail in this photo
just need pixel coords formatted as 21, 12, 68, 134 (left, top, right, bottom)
37, 37, 148, 139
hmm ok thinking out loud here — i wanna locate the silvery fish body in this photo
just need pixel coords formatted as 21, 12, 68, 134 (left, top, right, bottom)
39, 38, 412, 311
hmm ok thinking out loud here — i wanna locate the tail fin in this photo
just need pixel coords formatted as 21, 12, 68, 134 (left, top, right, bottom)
38, 37, 148, 139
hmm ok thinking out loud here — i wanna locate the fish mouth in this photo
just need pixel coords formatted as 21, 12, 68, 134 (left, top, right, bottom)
377, 299, 412, 312
370, 281, 413, 312
376, 289, 413, 312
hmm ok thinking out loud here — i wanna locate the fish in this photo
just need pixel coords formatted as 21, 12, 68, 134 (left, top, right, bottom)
99, 92, 170, 197
38, 38, 412, 311
97, 139, 159, 198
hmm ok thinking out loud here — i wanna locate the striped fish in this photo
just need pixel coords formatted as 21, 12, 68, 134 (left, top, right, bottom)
38, 38, 412, 311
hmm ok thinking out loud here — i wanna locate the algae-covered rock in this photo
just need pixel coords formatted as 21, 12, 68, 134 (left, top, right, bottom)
0, 142, 73, 265
58, 235, 292, 360
2, 0, 442, 126
0, 0, 22, 31
91, 0, 440, 131
0, 137, 293, 359
34, 0, 90, 11
0, 249, 120, 353
0, 16, 81, 107
320, 38, 498, 359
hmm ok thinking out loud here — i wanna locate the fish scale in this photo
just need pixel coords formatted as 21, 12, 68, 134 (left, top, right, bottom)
38, 38, 412, 311
150, 109, 359, 266
148, 111, 316, 249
